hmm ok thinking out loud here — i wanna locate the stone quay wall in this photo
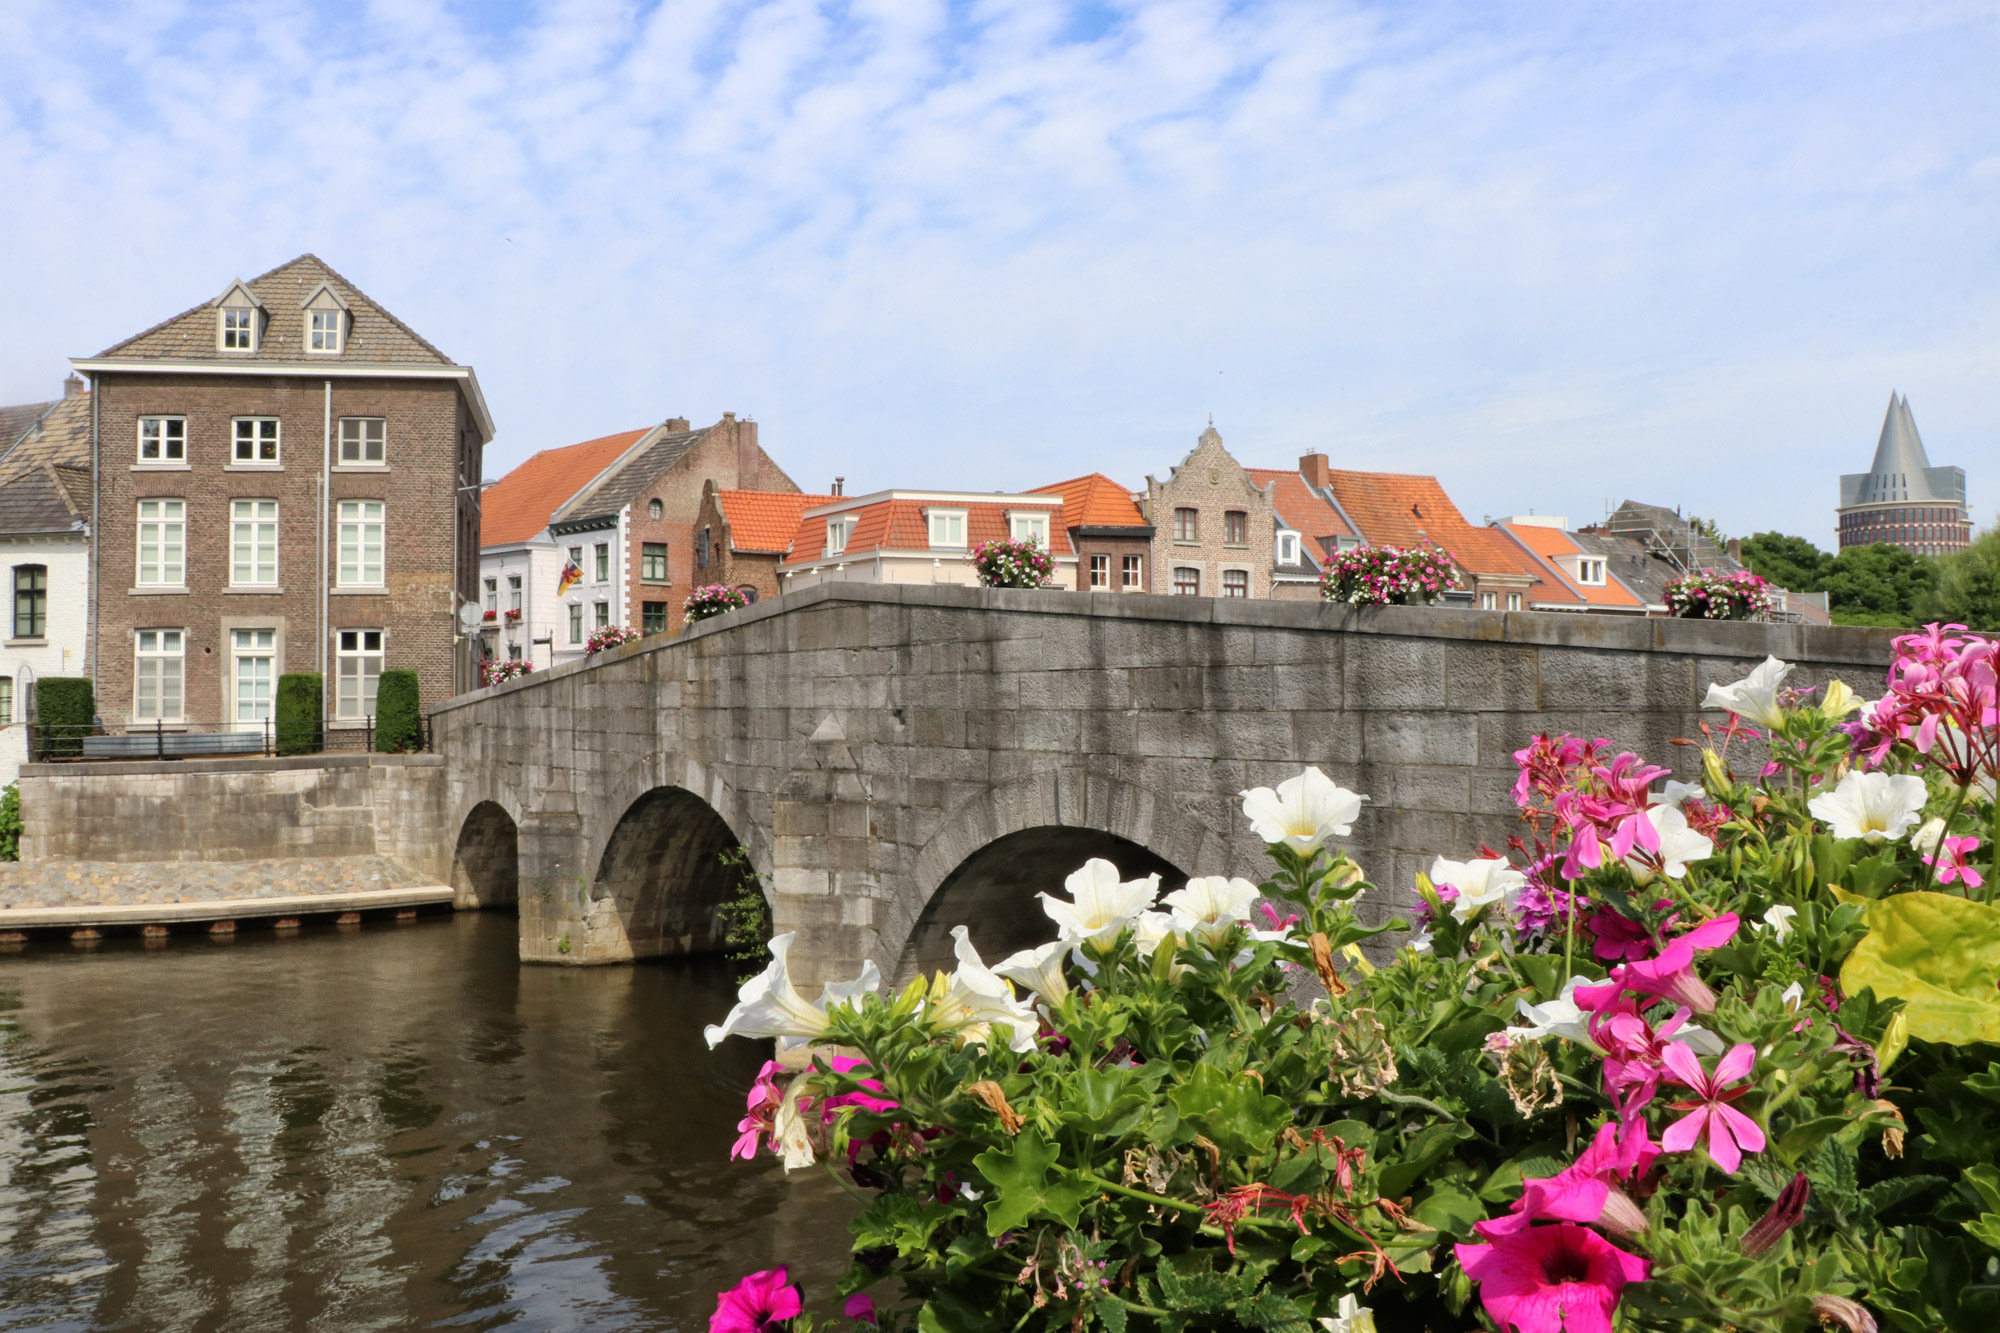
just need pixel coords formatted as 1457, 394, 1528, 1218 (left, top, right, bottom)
431, 583, 1895, 985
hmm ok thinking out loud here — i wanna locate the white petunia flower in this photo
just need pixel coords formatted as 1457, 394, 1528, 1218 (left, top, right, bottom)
1130, 910, 1178, 958
1808, 771, 1929, 844
1320, 1293, 1377, 1333
1164, 876, 1261, 947
930, 926, 1041, 1054
1504, 976, 1598, 1046
773, 1078, 817, 1171
993, 938, 1070, 1007
1626, 804, 1714, 883
1780, 981, 1805, 1013
1431, 856, 1527, 921
1758, 904, 1797, 942
1702, 655, 1794, 730
1239, 768, 1366, 855
703, 933, 880, 1051
1038, 859, 1160, 952
1910, 817, 1947, 858
1671, 1024, 1727, 1057
1651, 779, 1704, 808
1406, 927, 1434, 955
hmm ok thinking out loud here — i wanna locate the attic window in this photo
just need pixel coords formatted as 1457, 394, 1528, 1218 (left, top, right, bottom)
928, 510, 967, 548
220, 307, 257, 351
309, 309, 343, 353
1277, 531, 1301, 565
1577, 557, 1606, 586
826, 518, 855, 557
1008, 511, 1048, 546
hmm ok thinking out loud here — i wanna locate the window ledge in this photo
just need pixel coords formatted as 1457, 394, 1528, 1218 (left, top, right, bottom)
223, 586, 284, 595
131, 463, 191, 472
5, 638, 47, 648
1172, 540, 1201, 547
129, 586, 190, 596
225, 463, 284, 472
331, 586, 388, 596
332, 464, 388, 473
127, 722, 191, 732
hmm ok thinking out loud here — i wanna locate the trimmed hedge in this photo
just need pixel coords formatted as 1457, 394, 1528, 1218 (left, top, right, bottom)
275, 673, 322, 756
35, 677, 94, 758
373, 670, 420, 753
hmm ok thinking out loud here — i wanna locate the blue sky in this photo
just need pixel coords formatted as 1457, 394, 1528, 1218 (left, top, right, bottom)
2, 0, 1995, 545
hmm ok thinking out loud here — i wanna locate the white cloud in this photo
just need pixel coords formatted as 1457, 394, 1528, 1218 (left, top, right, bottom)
0, 0, 1994, 544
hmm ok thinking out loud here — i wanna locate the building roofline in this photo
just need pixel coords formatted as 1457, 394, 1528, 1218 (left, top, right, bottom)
801, 489, 1067, 519
778, 547, 1080, 573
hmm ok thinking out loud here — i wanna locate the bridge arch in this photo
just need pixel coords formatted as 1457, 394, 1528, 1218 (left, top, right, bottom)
451, 800, 520, 909
886, 772, 1232, 981
589, 785, 747, 959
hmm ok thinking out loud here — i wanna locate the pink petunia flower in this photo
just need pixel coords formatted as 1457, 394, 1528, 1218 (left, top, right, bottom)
1576, 914, 1738, 1015
710, 1267, 803, 1333
1514, 1121, 1657, 1236
843, 1292, 878, 1325
1659, 1041, 1765, 1173
1456, 1221, 1649, 1333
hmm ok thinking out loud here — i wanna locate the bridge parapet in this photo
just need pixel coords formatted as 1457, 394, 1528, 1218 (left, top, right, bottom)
431, 583, 1894, 986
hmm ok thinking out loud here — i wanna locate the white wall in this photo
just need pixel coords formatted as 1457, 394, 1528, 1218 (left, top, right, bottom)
0, 535, 89, 787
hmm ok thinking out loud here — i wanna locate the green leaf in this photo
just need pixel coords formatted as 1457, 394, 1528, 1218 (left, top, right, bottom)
1835, 889, 2000, 1044
1620, 1279, 1715, 1320
1377, 1122, 1474, 1200
1096, 1297, 1129, 1333
1168, 1064, 1291, 1157
970, 1126, 1094, 1237
1412, 1181, 1485, 1238
1776, 1115, 1854, 1161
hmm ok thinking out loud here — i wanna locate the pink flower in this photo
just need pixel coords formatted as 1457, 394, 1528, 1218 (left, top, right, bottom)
1925, 834, 1985, 890
1456, 1221, 1649, 1333
1659, 1041, 1765, 1173
1577, 914, 1738, 1015
1585, 906, 1660, 963
1584, 997, 1712, 1118
819, 1055, 899, 1120
710, 1267, 803, 1333
1515, 1121, 1657, 1235
844, 1292, 878, 1325
733, 1061, 787, 1162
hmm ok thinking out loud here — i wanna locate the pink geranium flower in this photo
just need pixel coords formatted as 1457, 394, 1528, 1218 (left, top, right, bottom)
1660, 1041, 1765, 1173
711, 1267, 803, 1333
1456, 1221, 1649, 1333
1583, 998, 1715, 1118
1924, 834, 1985, 890
733, 1061, 787, 1161
818, 1055, 899, 1120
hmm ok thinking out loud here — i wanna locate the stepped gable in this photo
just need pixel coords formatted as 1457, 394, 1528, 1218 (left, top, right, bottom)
96, 254, 454, 365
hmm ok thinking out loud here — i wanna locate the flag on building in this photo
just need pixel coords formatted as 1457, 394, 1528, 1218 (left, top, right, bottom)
557, 561, 582, 596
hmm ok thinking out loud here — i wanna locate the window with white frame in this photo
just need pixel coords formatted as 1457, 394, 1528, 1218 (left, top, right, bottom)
1506, 592, 1522, 611
230, 499, 278, 586
337, 500, 385, 586
1089, 554, 1109, 587
568, 603, 584, 644
508, 575, 522, 612
138, 416, 185, 463
336, 629, 384, 719
0, 677, 11, 725
1277, 531, 1301, 565
1122, 555, 1142, 588
339, 417, 385, 465
928, 510, 966, 548
309, 309, 343, 353
594, 543, 609, 582
826, 518, 855, 556
233, 417, 280, 464
1576, 557, 1606, 586
595, 601, 611, 629
1009, 511, 1050, 546
134, 630, 185, 721
1480, 591, 1497, 610
231, 628, 276, 724
220, 307, 256, 350
484, 578, 497, 613
137, 499, 186, 586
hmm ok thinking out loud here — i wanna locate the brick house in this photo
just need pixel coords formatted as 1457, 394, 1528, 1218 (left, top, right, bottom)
691, 483, 838, 607
72, 255, 495, 731
1140, 425, 1283, 599
478, 413, 798, 664
1028, 473, 1154, 592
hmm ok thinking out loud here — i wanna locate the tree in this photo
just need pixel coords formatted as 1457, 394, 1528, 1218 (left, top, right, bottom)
1920, 524, 2000, 630
1822, 543, 1937, 625
1739, 532, 1833, 593
1687, 515, 1729, 545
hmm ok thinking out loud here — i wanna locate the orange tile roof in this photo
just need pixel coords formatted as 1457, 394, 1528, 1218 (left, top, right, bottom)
781, 497, 1074, 565
481, 429, 647, 547
717, 490, 837, 553
1322, 469, 1545, 583
1244, 468, 1356, 543
1027, 473, 1148, 529
1497, 523, 1645, 608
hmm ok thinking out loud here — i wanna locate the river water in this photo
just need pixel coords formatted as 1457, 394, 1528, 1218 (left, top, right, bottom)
0, 912, 855, 1331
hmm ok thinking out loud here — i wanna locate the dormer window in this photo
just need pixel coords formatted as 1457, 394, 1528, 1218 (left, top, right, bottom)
1008, 511, 1048, 546
1277, 530, 1301, 565
928, 510, 967, 548
826, 517, 854, 556
302, 284, 350, 354
221, 307, 256, 350
1576, 557, 1606, 586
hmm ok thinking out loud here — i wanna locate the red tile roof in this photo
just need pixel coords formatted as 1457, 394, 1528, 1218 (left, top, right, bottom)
1322, 469, 1544, 582
1244, 468, 1356, 543
481, 430, 647, 547
1027, 473, 1148, 529
781, 496, 1074, 565
717, 490, 838, 553
1497, 522, 1646, 609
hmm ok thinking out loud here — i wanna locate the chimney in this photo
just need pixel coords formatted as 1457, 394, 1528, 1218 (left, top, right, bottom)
665, 416, 690, 431
833, 477, 844, 497
1299, 452, 1329, 488
1727, 537, 1743, 562
63, 374, 84, 398
721, 411, 736, 424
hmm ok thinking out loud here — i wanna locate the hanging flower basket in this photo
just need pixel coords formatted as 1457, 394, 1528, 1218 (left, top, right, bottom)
1319, 542, 1458, 606
971, 537, 1054, 588
1665, 568, 1769, 620
685, 584, 752, 623
584, 625, 641, 655
479, 659, 533, 687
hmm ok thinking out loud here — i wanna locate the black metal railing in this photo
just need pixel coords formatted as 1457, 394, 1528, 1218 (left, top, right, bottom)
26, 716, 433, 763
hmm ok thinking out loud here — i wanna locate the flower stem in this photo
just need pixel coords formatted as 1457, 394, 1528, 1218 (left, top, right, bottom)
1080, 1172, 1204, 1213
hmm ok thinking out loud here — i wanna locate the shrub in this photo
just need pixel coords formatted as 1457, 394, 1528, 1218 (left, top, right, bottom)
373, 670, 420, 752
685, 584, 752, 623
971, 537, 1054, 589
704, 626, 2000, 1333
34, 676, 94, 759
1319, 542, 1458, 605
274, 673, 322, 756
1665, 567, 1770, 619
0, 784, 18, 861
480, 659, 534, 687
585, 625, 642, 655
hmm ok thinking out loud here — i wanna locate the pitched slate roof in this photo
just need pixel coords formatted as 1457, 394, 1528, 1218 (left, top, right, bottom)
480, 429, 650, 547
1323, 469, 1543, 582
553, 428, 704, 523
1244, 468, 1356, 545
717, 490, 838, 553
1027, 473, 1149, 530
1495, 522, 1647, 609
96, 254, 454, 365
781, 495, 1074, 564
0, 465, 86, 537
0, 398, 58, 453
0, 391, 91, 485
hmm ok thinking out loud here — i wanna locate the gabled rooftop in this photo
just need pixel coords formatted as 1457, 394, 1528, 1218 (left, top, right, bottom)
717, 490, 839, 553
480, 429, 651, 548
0, 390, 91, 486
1322, 469, 1543, 582
1027, 473, 1149, 530
1494, 520, 1646, 610
780, 491, 1074, 566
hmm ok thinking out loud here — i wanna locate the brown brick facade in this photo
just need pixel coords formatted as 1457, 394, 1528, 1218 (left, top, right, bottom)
92, 372, 479, 727
1141, 426, 1278, 599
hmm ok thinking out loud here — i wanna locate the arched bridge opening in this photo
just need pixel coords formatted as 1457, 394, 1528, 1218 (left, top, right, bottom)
898, 826, 1186, 979
592, 787, 746, 960
453, 801, 519, 910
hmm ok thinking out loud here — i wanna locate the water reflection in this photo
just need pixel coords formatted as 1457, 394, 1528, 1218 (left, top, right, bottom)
0, 913, 853, 1331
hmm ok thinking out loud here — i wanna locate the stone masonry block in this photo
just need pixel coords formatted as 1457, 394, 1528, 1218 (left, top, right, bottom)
1343, 637, 1446, 710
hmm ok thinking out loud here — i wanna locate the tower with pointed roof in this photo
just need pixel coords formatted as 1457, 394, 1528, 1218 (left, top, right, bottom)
1837, 395, 1972, 556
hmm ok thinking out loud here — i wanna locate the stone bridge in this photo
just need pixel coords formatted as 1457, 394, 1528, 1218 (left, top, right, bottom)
432, 583, 1892, 990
